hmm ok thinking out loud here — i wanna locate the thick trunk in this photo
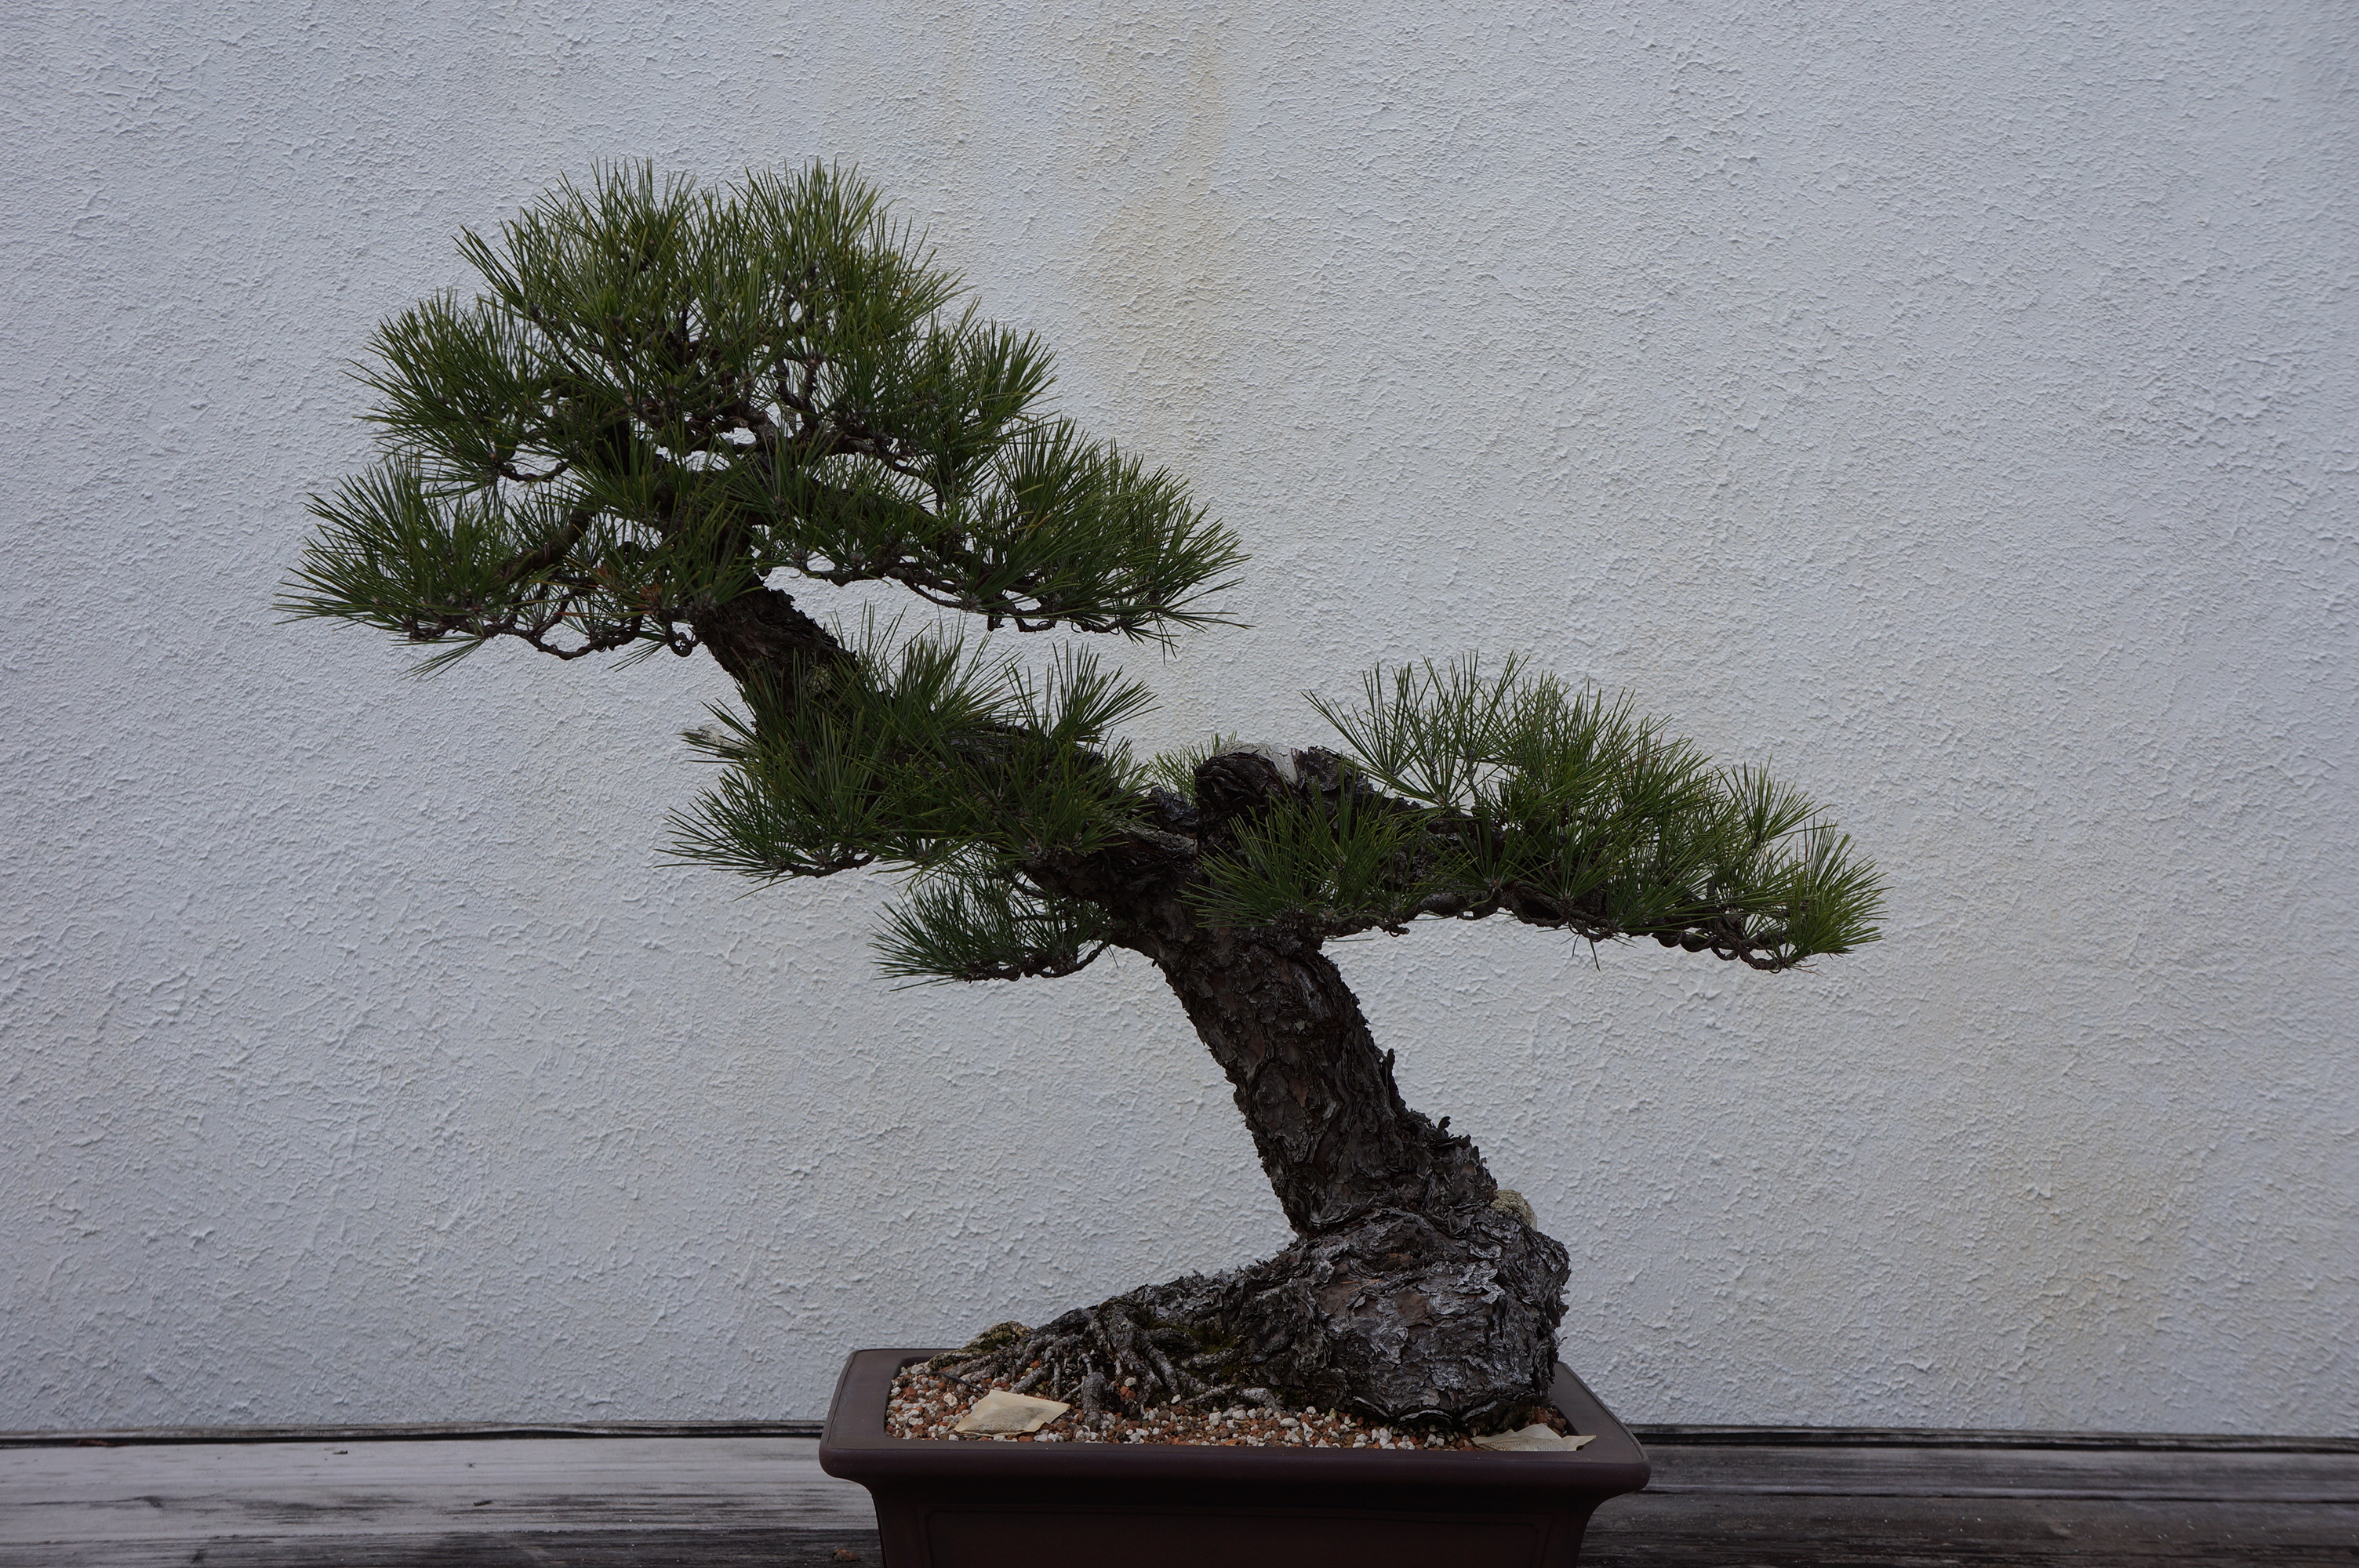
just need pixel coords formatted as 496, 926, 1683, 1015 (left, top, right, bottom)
931, 925, 1572, 1425
951, 753, 1572, 1428
1123, 928, 1571, 1426
689, 583, 850, 693
1147, 926, 1492, 1232
683, 612, 1576, 1428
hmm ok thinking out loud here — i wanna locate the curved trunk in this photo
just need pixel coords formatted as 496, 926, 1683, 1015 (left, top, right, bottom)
1148, 925, 1492, 1232
932, 753, 1576, 1426
977, 829, 1572, 1424
932, 923, 1572, 1425
1138, 927, 1572, 1425
686, 613, 1574, 1427
689, 583, 852, 694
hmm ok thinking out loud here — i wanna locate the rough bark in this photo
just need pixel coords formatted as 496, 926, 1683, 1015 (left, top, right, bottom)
680, 601, 1572, 1429
688, 584, 852, 695
936, 1201, 1567, 1429
940, 750, 1572, 1429
1148, 924, 1492, 1232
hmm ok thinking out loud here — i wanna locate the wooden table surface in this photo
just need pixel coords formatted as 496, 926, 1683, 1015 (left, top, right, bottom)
4, 1425, 2353, 1566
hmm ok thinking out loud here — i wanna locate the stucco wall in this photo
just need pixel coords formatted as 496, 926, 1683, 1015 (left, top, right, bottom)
4, 0, 2353, 1435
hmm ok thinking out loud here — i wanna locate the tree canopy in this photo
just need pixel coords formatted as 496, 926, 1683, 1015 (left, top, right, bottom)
285, 161, 1881, 993
283, 162, 1245, 672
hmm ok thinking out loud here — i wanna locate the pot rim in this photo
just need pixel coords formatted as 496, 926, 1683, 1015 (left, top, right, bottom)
819, 1348, 1651, 1497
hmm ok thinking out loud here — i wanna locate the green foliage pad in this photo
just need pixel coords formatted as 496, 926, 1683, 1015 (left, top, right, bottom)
1225, 656, 1888, 969
285, 162, 1880, 985
282, 162, 1247, 672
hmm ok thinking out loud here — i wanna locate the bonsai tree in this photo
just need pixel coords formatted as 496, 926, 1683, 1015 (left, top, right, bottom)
285, 162, 1882, 1432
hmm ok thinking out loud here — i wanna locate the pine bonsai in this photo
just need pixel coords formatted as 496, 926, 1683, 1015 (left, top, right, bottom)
284, 163, 1883, 1433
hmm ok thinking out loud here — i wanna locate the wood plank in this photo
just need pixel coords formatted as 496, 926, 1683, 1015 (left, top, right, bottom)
16, 1420, 2343, 1454
1633, 1425, 2359, 1454
1583, 1491, 2359, 1565
0, 1436, 876, 1567
0, 1530, 881, 1567
1644, 1443, 2359, 1502
1593, 1446, 2359, 1567
0, 1422, 826, 1450
7, 1432, 2354, 1567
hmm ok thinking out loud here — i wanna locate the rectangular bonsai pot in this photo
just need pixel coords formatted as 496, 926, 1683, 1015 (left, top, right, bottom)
820, 1348, 1650, 1568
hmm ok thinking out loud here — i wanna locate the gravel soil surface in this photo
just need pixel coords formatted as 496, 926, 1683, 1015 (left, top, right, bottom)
887, 1369, 1570, 1450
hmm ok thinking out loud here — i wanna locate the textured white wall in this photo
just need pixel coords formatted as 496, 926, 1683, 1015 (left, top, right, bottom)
4, 0, 2354, 1436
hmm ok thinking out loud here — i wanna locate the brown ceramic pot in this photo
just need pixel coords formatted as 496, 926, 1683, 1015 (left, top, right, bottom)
819, 1347, 1649, 1568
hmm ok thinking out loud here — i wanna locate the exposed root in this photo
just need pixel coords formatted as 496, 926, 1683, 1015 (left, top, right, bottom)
928, 1277, 1227, 1420
928, 1204, 1568, 1431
